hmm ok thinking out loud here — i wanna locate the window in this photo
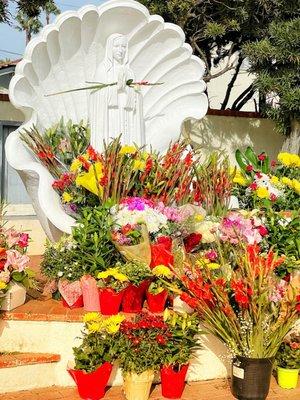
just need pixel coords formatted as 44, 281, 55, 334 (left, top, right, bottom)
0, 121, 31, 204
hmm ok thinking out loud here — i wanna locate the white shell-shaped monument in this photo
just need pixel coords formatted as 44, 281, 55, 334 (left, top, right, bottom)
6, 0, 208, 239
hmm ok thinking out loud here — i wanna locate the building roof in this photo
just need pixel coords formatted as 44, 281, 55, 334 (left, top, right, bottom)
0, 59, 21, 70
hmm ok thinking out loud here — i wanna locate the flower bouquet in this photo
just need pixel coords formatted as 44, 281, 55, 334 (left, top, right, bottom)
176, 242, 300, 400
97, 267, 129, 315
276, 332, 300, 389
111, 222, 151, 266
0, 224, 36, 311
70, 312, 125, 400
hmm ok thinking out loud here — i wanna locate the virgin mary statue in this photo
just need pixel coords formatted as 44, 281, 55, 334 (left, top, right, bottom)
89, 33, 145, 151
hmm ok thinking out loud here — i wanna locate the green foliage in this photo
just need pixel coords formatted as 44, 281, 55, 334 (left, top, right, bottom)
73, 332, 119, 373
71, 204, 123, 274
276, 335, 300, 369
118, 260, 152, 286
159, 310, 201, 366
243, 18, 300, 135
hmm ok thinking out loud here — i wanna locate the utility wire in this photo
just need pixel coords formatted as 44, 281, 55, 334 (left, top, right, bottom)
0, 49, 22, 56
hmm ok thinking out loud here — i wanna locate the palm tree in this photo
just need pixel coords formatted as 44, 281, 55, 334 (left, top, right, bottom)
42, 1, 60, 25
15, 1, 60, 45
15, 11, 43, 44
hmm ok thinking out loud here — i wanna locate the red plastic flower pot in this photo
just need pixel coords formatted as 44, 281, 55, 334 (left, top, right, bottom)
146, 289, 168, 313
62, 295, 84, 309
122, 280, 150, 313
99, 288, 124, 315
160, 364, 189, 399
68, 362, 113, 400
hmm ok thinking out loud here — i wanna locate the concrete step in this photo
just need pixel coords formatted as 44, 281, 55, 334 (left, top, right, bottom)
0, 352, 61, 393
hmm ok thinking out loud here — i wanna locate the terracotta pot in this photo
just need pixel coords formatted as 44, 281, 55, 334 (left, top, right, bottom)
99, 288, 124, 315
231, 356, 274, 400
122, 280, 150, 313
68, 362, 113, 400
123, 370, 154, 400
160, 364, 189, 399
62, 295, 84, 309
146, 289, 168, 313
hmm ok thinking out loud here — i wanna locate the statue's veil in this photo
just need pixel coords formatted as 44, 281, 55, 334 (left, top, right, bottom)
104, 33, 129, 71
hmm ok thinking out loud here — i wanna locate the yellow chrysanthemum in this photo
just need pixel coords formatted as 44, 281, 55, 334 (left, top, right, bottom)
207, 262, 220, 270
152, 265, 173, 278
256, 187, 269, 199
87, 322, 102, 333
75, 162, 103, 196
103, 314, 125, 334
119, 145, 137, 155
281, 177, 293, 187
278, 152, 300, 167
83, 312, 102, 323
0, 281, 7, 290
292, 179, 300, 195
62, 192, 73, 203
133, 160, 146, 171
98, 268, 128, 282
270, 176, 279, 185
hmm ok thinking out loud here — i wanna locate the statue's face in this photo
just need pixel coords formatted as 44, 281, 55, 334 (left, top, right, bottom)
112, 36, 127, 63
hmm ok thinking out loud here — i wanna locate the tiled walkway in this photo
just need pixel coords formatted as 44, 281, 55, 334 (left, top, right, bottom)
2, 378, 300, 400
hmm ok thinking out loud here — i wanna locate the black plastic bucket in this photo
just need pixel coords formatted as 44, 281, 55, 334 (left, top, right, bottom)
231, 356, 274, 400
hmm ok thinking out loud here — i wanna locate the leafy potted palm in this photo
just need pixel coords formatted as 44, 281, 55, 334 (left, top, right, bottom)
118, 261, 152, 313
146, 265, 174, 313
97, 266, 129, 315
117, 312, 168, 400
276, 333, 300, 389
176, 242, 300, 400
69, 312, 125, 400
159, 310, 201, 399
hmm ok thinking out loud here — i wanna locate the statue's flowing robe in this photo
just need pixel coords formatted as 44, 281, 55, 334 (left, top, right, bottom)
89, 62, 145, 151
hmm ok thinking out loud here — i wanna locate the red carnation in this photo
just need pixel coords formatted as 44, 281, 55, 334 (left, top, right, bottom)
246, 165, 253, 172
156, 334, 167, 345
249, 182, 258, 191
156, 236, 172, 252
270, 193, 277, 202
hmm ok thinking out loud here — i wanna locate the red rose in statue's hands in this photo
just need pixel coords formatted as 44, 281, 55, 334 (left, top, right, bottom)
184, 233, 202, 253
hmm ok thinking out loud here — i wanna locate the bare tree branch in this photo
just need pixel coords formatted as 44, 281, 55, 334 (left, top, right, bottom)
221, 54, 243, 109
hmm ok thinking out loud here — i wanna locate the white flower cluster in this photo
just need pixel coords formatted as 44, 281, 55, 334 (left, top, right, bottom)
113, 205, 168, 234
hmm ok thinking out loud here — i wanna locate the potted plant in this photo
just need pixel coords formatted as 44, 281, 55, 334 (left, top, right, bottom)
0, 222, 37, 311
159, 310, 201, 399
118, 261, 152, 313
69, 312, 125, 400
276, 333, 300, 389
146, 265, 174, 313
97, 267, 129, 315
176, 242, 300, 400
117, 312, 169, 400
41, 235, 84, 308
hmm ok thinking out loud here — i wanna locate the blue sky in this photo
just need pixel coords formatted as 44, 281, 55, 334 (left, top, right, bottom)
0, 1, 106, 60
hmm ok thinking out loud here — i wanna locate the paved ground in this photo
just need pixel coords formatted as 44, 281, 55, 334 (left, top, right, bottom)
2, 378, 300, 400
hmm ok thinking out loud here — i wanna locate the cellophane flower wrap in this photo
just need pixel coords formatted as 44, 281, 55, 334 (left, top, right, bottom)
176, 241, 300, 358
